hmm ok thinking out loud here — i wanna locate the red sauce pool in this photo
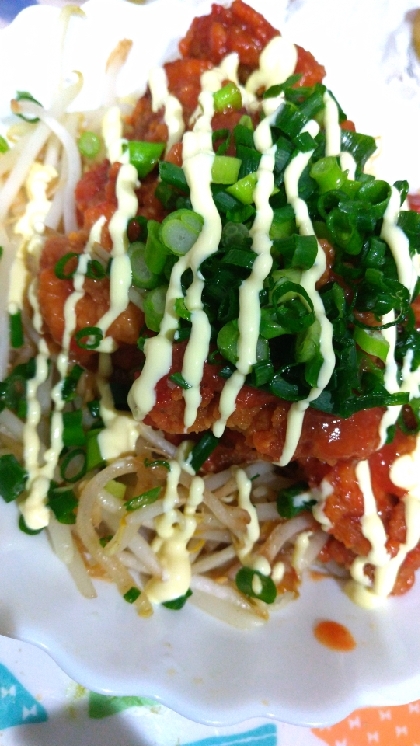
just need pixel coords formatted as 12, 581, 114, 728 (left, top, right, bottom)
313, 620, 356, 652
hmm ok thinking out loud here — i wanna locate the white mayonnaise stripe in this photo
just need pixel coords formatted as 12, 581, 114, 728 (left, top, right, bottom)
214, 118, 275, 438
213, 41, 297, 438
350, 460, 389, 588
281, 120, 335, 465
15, 166, 56, 530
148, 66, 184, 151
129, 40, 297, 430
378, 310, 400, 444
348, 441, 420, 608
146, 460, 204, 603
96, 107, 138, 350
246, 37, 297, 96
323, 92, 357, 178
381, 185, 417, 297
130, 89, 222, 426
182, 89, 221, 428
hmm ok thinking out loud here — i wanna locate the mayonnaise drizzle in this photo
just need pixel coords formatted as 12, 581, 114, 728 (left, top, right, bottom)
129, 38, 298, 429
128, 88, 222, 426
281, 119, 335, 465
96, 107, 138, 352
148, 66, 184, 150
213, 114, 275, 437
146, 460, 204, 603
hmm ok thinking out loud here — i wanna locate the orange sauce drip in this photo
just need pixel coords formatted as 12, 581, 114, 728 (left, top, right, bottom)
313, 620, 356, 652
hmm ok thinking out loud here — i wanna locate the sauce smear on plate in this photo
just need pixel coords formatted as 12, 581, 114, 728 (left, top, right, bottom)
313, 620, 356, 652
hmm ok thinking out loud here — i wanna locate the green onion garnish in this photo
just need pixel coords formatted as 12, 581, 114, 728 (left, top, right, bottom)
0, 136, 9, 153
125, 486, 161, 512
9, 310, 24, 349
61, 364, 83, 402
162, 589, 192, 609
74, 326, 103, 350
277, 482, 315, 519
0, 454, 27, 503
60, 448, 87, 483
125, 140, 165, 178
62, 410, 86, 447
54, 252, 79, 280
47, 484, 78, 524
213, 81, 242, 113
169, 372, 192, 389
77, 131, 101, 159
235, 567, 277, 604
19, 514, 43, 535
144, 458, 170, 470
15, 90, 43, 122
187, 433, 219, 473
123, 586, 141, 604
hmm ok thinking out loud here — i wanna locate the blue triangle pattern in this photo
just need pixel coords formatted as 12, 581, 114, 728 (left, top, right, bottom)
0, 1, 38, 24
181, 723, 278, 746
0, 663, 48, 730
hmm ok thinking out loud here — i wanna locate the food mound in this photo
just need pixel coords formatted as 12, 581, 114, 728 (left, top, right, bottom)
1, 0, 420, 625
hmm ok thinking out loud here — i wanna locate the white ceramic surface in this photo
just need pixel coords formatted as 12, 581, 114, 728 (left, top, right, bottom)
1, 0, 420, 727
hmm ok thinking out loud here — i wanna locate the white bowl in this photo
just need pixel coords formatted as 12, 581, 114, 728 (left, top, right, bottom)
1, 0, 420, 726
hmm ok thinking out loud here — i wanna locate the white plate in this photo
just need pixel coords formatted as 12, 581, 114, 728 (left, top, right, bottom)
1, 0, 420, 727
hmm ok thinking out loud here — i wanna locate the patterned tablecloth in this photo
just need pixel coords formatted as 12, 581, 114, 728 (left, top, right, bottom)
1, 1, 420, 745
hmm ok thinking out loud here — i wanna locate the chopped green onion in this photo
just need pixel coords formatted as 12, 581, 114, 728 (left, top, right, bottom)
9, 310, 24, 349
238, 114, 253, 130
86, 429, 105, 472
47, 484, 78, 524
226, 172, 258, 205
221, 248, 255, 270
87, 399, 101, 421
277, 482, 315, 518
162, 589, 193, 609
235, 567, 277, 604
187, 433, 219, 472
105, 479, 126, 499
125, 140, 165, 178
123, 586, 141, 603
211, 155, 242, 185
159, 161, 189, 192
143, 285, 167, 332
144, 221, 168, 274
213, 82, 242, 112
74, 326, 103, 350
0, 135, 9, 153
99, 535, 113, 547
0, 454, 27, 503
15, 90, 43, 122
169, 372, 192, 389
77, 131, 101, 159
60, 448, 87, 483
274, 234, 318, 270
129, 241, 162, 289
293, 131, 317, 153
144, 458, 170, 470
354, 326, 389, 362
86, 259, 107, 279
62, 410, 85, 447
160, 209, 203, 256
174, 297, 191, 321
270, 205, 296, 240
62, 364, 83, 402
19, 514, 43, 535
54, 252, 79, 280
310, 156, 346, 193
125, 486, 161, 512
